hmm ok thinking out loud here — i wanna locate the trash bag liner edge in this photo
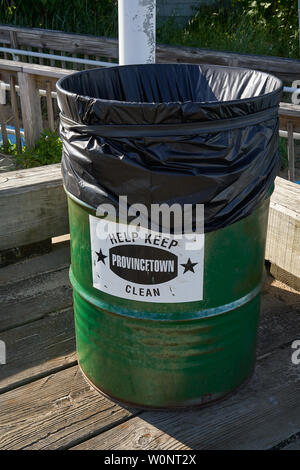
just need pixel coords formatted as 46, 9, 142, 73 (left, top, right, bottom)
57, 63, 283, 233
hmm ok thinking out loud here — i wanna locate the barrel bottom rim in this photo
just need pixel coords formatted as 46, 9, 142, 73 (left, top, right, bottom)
78, 364, 256, 411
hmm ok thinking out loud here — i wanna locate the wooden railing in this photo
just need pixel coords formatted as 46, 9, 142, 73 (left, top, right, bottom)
279, 103, 300, 182
0, 25, 300, 81
0, 59, 298, 177
0, 60, 73, 148
0, 25, 118, 70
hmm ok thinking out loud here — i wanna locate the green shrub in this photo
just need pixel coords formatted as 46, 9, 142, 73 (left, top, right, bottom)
231, 0, 298, 56
157, 0, 299, 58
1, 130, 62, 169
0, 0, 118, 37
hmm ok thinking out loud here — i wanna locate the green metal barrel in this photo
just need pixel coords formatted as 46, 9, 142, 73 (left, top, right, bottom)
67, 190, 270, 408
57, 63, 282, 408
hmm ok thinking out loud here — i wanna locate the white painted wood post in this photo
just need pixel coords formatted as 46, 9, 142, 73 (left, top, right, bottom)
17, 72, 43, 148
118, 0, 156, 65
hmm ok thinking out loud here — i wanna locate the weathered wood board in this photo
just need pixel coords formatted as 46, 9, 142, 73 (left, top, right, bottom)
258, 283, 300, 357
0, 241, 72, 332
0, 57, 72, 78
0, 26, 119, 61
0, 246, 299, 450
0, 308, 76, 393
280, 103, 300, 134
0, 240, 70, 284
265, 177, 300, 282
17, 71, 43, 147
156, 44, 300, 82
0, 366, 139, 450
72, 344, 300, 450
0, 164, 69, 251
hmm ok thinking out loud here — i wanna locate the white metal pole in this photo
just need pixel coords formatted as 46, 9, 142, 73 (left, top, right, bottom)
118, 0, 156, 65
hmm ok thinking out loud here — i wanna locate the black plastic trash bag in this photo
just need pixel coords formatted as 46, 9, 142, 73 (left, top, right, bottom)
57, 63, 283, 232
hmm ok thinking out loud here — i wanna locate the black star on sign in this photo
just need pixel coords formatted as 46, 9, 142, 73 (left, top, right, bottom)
181, 258, 198, 274
95, 249, 107, 264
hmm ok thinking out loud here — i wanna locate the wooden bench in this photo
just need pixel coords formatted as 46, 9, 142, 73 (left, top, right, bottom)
0, 164, 299, 290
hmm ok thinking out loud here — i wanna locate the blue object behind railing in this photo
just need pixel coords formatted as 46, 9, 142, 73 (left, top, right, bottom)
0, 125, 25, 147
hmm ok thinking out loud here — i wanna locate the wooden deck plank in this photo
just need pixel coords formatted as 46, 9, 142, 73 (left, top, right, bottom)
0, 308, 76, 394
0, 264, 70, 303
263, 277, 300, 313
270, 265, 300, 293
1, 267, 296, 356
0, 279, 297, 450
0, 240, 298, 450
0, 266, 72, 332
0, 284, 73, 333
257, 287, 300, 357
0, 241, 72, 332
72, 344, 300, 450
0, 366, 138, 450
0, 270, 293, 396
0, 240, 70, 285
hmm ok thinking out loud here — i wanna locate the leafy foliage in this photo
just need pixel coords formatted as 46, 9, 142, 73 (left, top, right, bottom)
1, 130, 62, 169
0, 1, 298, 57
158, 0, 298, 58
0, 0, 118, 37
231, 0, 298, 54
